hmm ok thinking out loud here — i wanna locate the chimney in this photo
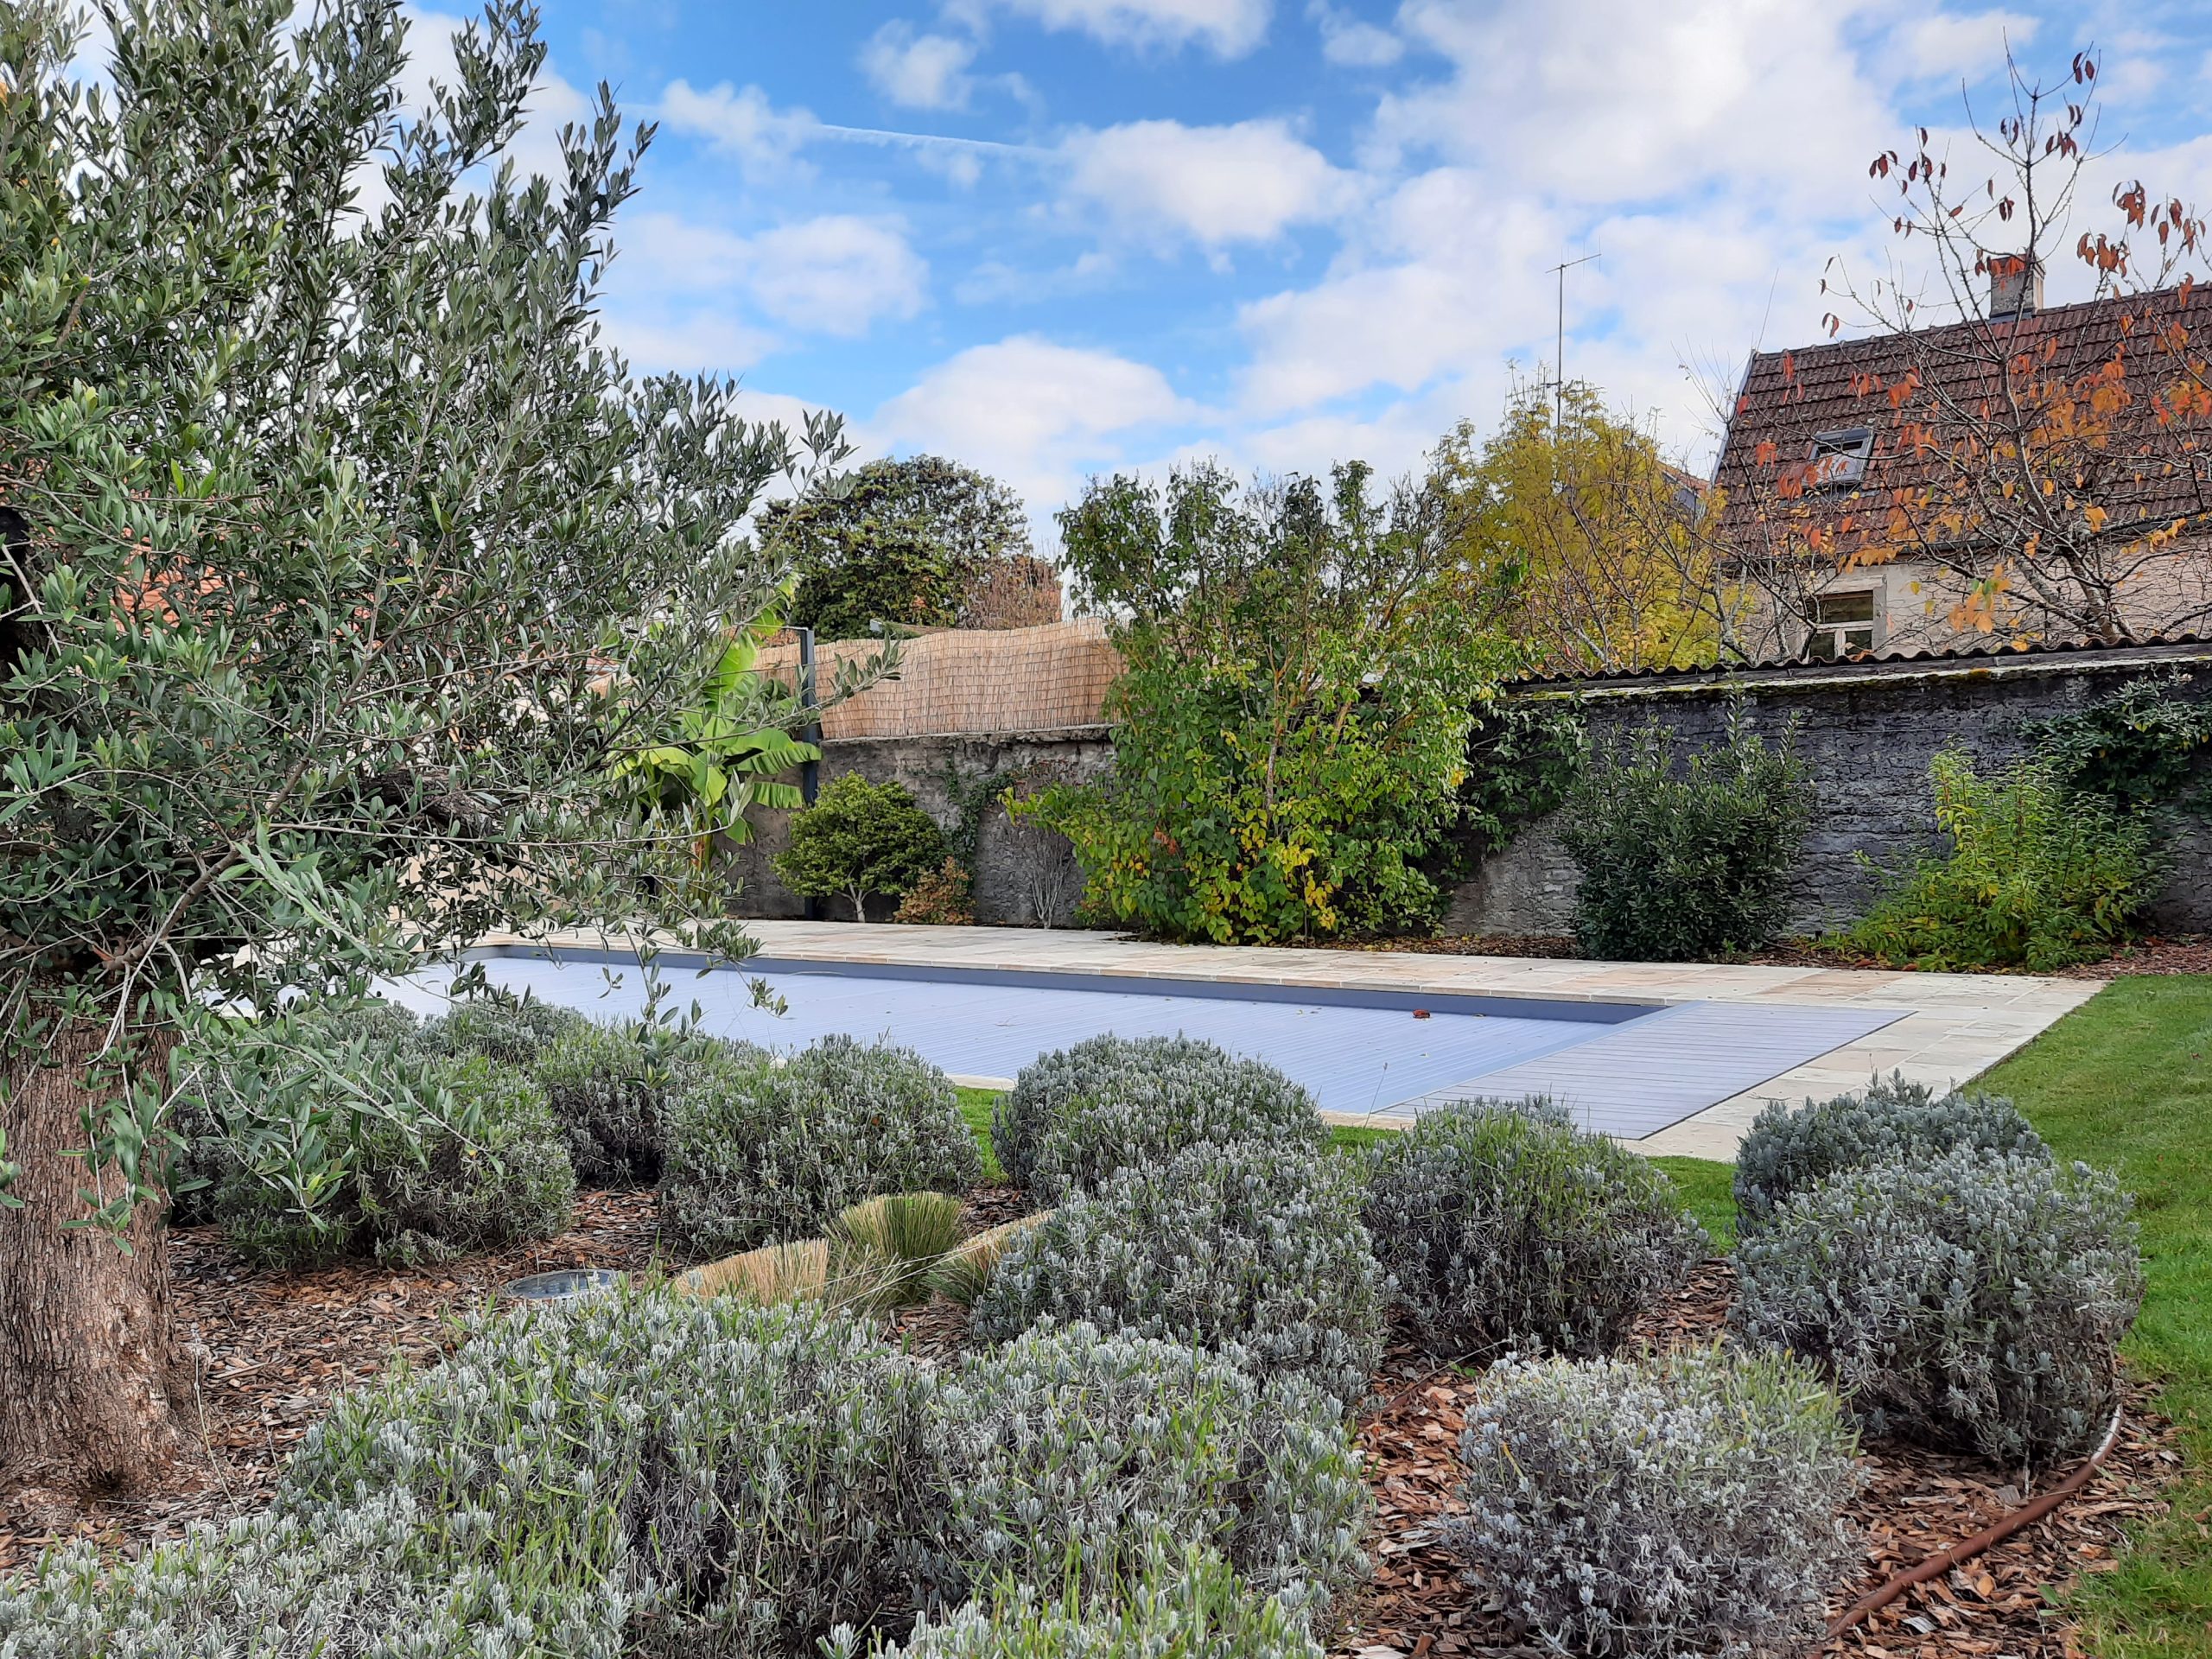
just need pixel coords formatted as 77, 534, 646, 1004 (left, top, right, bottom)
1989, 253, 2044, 321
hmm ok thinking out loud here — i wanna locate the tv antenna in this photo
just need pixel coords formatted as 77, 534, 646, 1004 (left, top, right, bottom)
1549, 251, 1599, 430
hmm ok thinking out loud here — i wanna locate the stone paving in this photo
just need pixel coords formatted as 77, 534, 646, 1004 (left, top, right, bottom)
485, 922, 2100, 1160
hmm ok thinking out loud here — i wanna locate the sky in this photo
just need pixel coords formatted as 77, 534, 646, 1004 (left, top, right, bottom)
421, 0, 2212, 535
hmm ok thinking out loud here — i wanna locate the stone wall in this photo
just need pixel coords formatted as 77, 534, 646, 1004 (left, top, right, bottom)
723, 727, 1112, 925
728, 644, 2212, 938
1446, 644, 2212, 938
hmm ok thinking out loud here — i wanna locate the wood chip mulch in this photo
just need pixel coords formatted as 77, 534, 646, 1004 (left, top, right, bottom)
1327, 1259, 2183, 1659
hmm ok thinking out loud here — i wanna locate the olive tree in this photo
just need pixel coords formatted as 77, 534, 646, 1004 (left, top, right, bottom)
0, 0, 838, 1493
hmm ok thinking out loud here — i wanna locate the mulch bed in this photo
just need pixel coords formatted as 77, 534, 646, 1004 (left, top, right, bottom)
0, 1217, 2183, 1659
1329, 1260, 2182, 1659
1319, 931, 2212, 980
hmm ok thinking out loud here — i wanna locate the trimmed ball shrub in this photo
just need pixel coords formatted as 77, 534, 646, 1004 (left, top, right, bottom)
992, 1035, 1325, 1202
661, 1034, 980, 1259
864, 1541, 1320, 1659
354, 1055, 576, 1265
924, 1321, 1368, 1629
1733, 1147, 2144, 1466
1733, 1073, 2049, 1236
1451, 1344, 1859, 1659
971, 1141, 1386, 1413
1363, 1098, 1707, 1362
533, 1019, 760, 1186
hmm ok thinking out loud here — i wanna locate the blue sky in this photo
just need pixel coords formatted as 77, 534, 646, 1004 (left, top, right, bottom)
430, 0, 2212, 533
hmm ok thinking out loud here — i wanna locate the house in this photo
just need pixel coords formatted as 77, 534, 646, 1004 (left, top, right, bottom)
1708, 261, 2212, 662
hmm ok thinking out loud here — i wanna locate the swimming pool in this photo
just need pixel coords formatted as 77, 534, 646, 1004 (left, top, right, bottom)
385, 946, 1906, 1140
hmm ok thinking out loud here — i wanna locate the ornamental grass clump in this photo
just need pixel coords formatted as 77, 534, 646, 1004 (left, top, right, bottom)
992, 1034, 1325, 1202
1363, 1098, 1706, 1362
661, 1034, 980, 1259
970, 1141, 1386, 1413
1733, 1147, 2144, 1467
922, 1322, 1368, 1630
857, 1541, 1321, 1659
1450, 1344, 1859, 1659
1732, 1073, 2050, 1236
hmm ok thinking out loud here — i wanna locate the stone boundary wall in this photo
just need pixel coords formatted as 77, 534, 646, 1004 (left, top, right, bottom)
728, 645, 2212, 938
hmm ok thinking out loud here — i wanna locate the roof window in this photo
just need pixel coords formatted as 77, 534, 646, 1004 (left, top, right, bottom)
1807, 427, 1873, 489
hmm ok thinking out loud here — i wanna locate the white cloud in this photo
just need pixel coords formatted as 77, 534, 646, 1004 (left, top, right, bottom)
618, 211, 929, 339
1063, 118, 1359, 251
1309, 1, 1402, 68
868, 335, 1195, 512
599, 310, 779, 376
860, 21, 980, 110
658, 79, 821, 179
958, 0, 1272, 58
1892, 11, 2039, 82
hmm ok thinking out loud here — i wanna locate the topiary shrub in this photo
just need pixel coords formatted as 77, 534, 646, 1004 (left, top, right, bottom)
1733, 1147, 2144, 1466
1363, 1098, 1706, 1362
992, 1035, 1325, 1203
418, 995, 585, 1067
774, 772, 950, 922
1560, 708, 1814, 962
354, 1055, 576, 1265
970, 1141, 1386, 1413
859, 1541, 1320, 1659
661, 1034, 980, 1259
1732, 1074, 2050, 1236
1450, 1344, 1859, 1659
923, 1321, 1368, 1630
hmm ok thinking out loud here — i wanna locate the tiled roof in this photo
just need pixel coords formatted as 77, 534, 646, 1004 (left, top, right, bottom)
1710, 283, 2212, 558
1512, 629, 2212, 695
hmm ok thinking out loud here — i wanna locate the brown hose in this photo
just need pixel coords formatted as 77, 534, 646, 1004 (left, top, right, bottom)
1826, 1402, 2127, 1641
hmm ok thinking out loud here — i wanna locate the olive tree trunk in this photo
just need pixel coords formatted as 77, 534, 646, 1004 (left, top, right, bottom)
0, 1024, 195, 1495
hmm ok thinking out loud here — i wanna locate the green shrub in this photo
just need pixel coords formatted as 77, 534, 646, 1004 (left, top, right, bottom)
1451, 1344, 1859, 1659
774, 773, 949, 922
1733, 1147, 2144, 1466
355, 1056, 575, 1265
992, 1035, 1325, 1203
533, 1018, 759, 1186
859, 1542, 1319, 1659
1363, 1099, 1706, 1362
1732, 1074, 2050, 1236
0, 1491, 632, 1659
1846, 749, 2154, 969
925, 1322, 1367, 1628
661, 1034, 980, 1259
418, 995, 585, 1066
971, 1141, 1386, 1412
2024, 668, 2212, 817
1560, 708, 1813, 961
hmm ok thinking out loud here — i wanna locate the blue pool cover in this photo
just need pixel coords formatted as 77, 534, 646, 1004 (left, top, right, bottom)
387, 950, 1905, 1141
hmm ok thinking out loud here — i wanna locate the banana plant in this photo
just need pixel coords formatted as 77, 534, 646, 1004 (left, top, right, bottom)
613, 613, 817, 860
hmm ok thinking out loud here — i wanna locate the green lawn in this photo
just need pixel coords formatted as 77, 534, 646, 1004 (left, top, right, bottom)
1974, 976, 2212, 1657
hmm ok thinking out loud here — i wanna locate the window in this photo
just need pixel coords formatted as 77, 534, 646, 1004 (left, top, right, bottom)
1806, 427, 1874, 489
1804, 589, 1877, 661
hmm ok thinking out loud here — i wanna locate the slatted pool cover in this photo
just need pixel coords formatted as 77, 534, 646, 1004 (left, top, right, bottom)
392, 953, 1905, 1140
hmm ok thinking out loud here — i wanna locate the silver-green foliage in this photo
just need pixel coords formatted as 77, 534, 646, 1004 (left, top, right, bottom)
970, 1141, 1386, 1413
1363, 1099, 1706, 1362
991, 1035, 1325, 1202
531, 1020, 764, 1188
1733, 1148, 2143, 1465
0, 1491, 632, 1659
661, 1034, 980, 1258
417, 998, 588, 1069
852, 1541, 1320, 1659
1451, 1345, 1860, 1659
354, 1056, 575, 1266
922, 1323, 1368, 1630
1732, 1074, 2050, 1236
